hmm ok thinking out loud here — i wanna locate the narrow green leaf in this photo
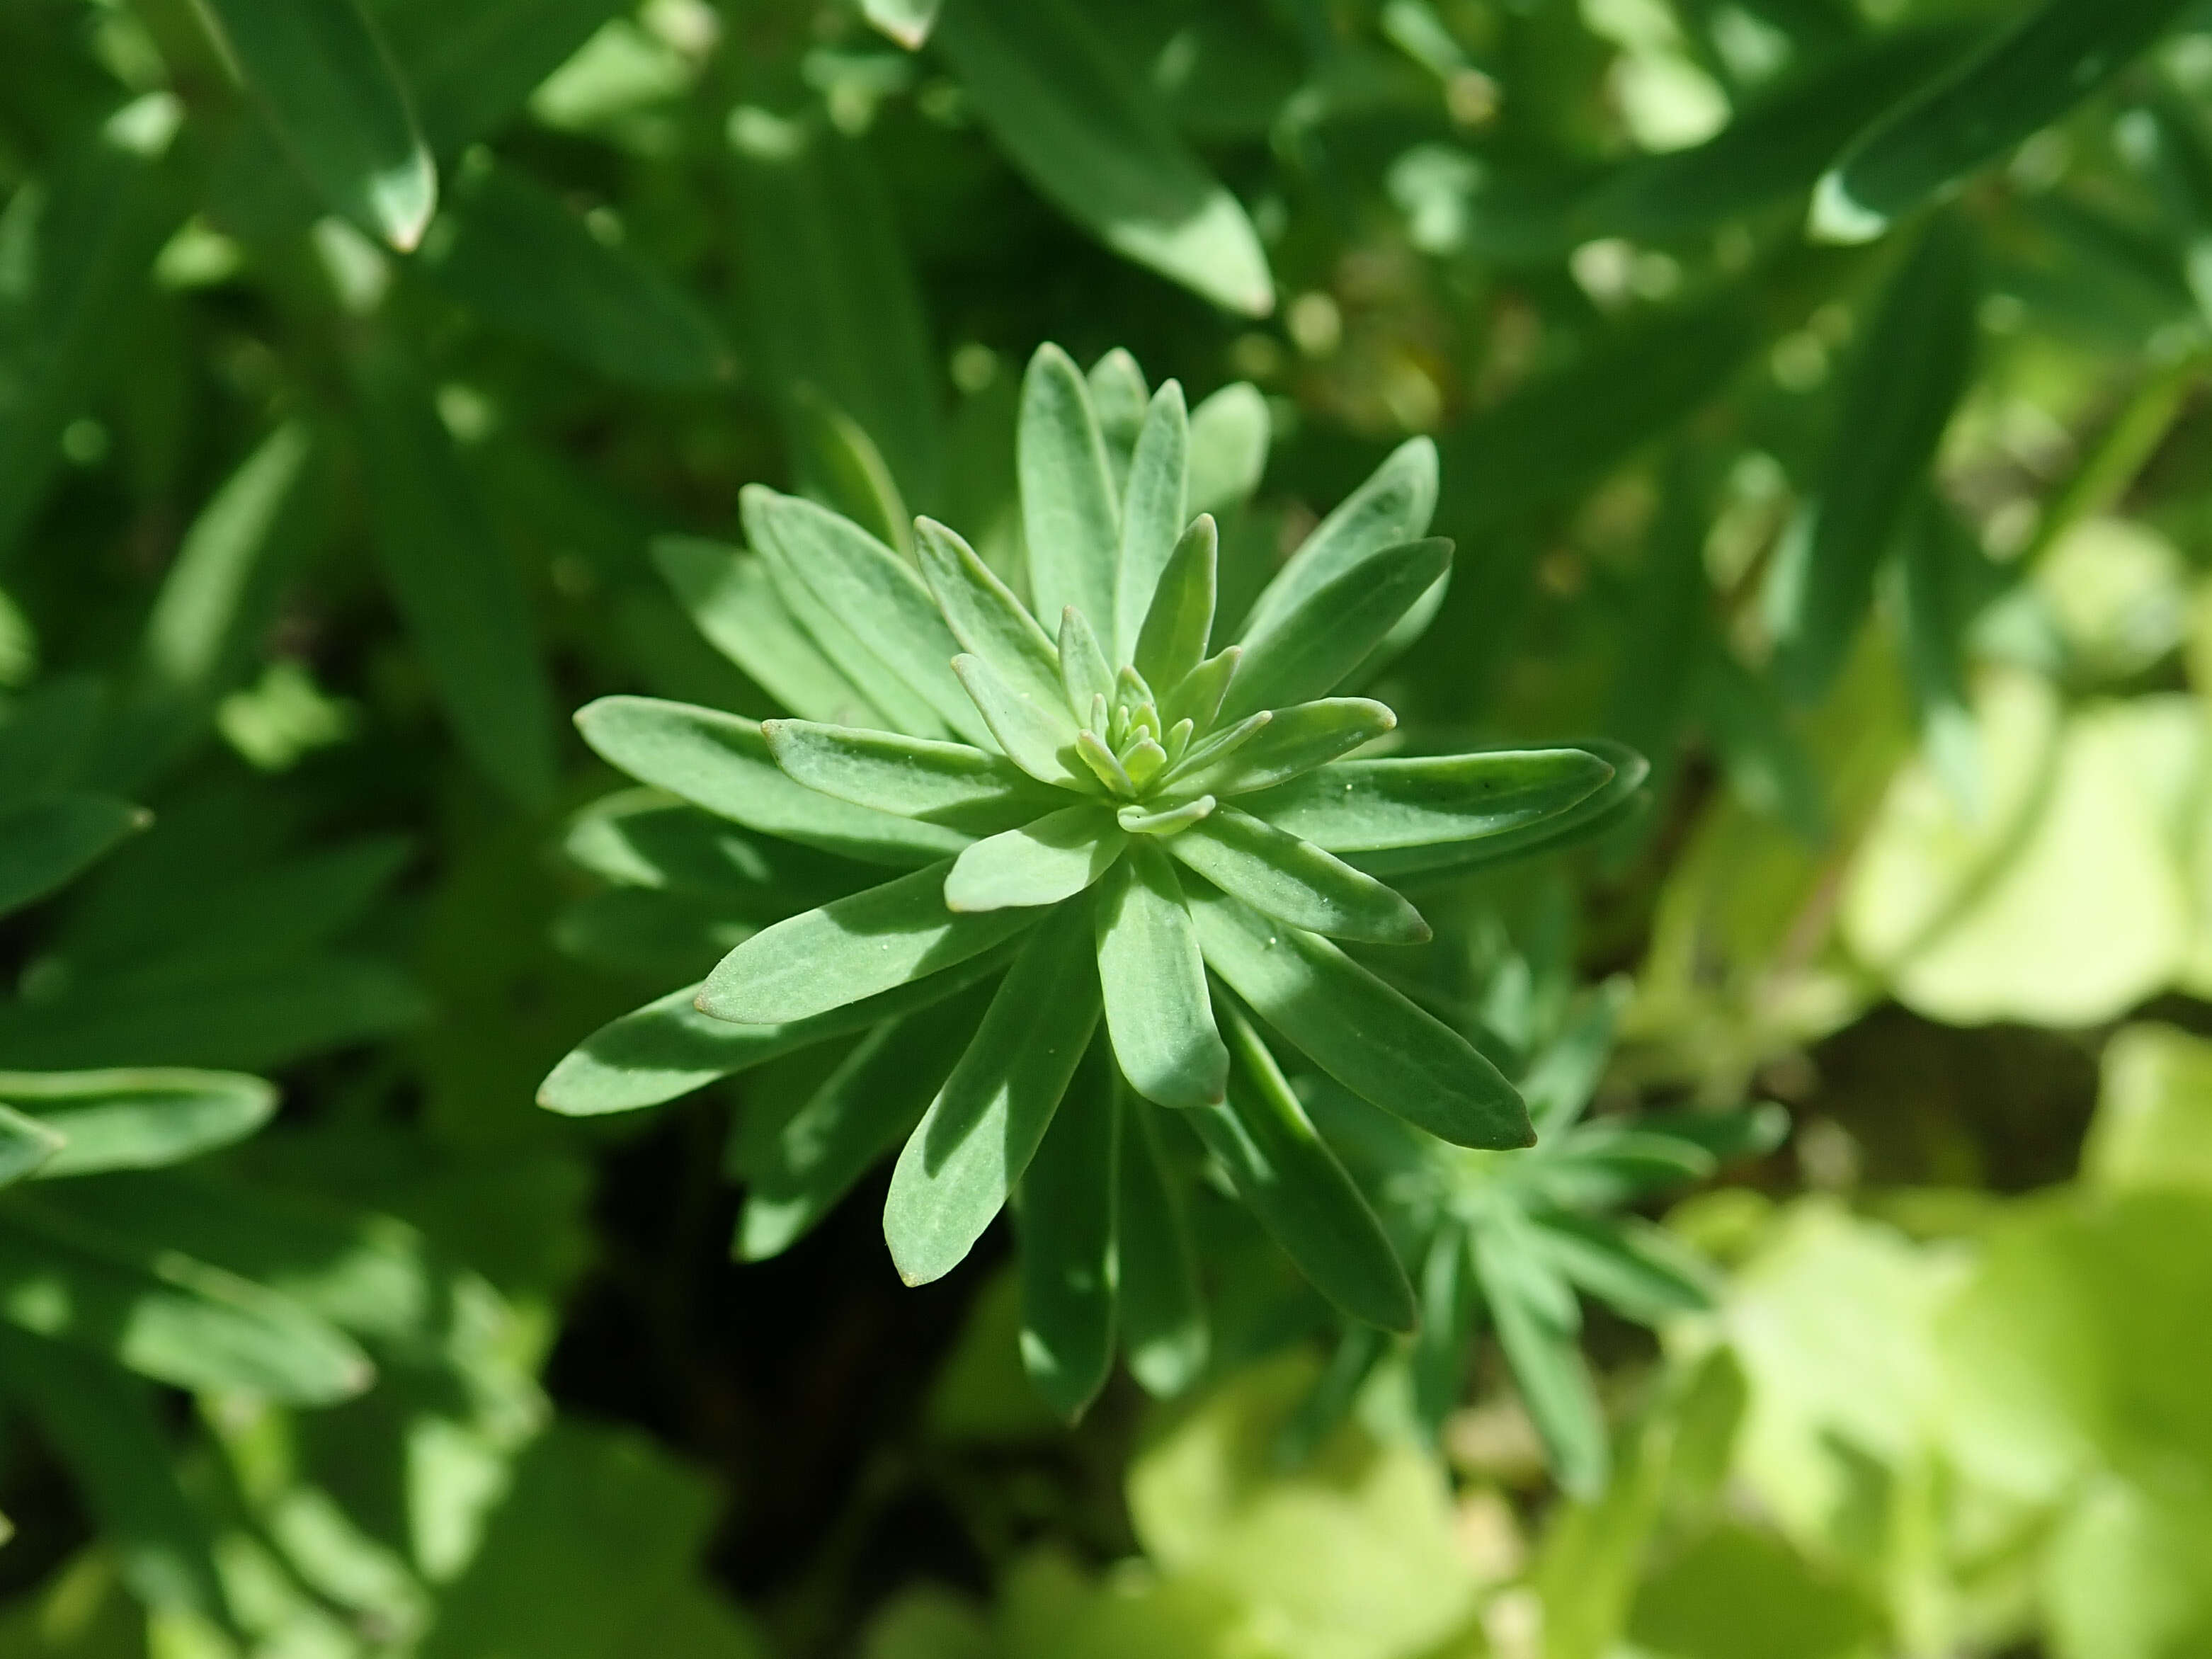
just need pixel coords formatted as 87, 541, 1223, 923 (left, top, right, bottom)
729, 116, 942, 507
1767, 216, 1979, 701
937, 0, 1274, 314
734, 986, 988, 1260
377, 0, 628, 156
884, 902, 1102, 1284
1058, 604, 1117, 714
0, 1197, 371, 1403
195, 0, 435, 250
916, 516, 1069, 717
1350, 741, 1650, 880
1114, 384, 1191, 660
1221, 539, 1453, 722
1115, 1097, 1207, 1396
1239, 438, 1437, 643
1167, 808, 1428, 945
353, 344, 557, 806
1017, 1040, 1118, 1420
945, 806, 1124, 912
540, 947, 1012, 1116
563, 791, 859, 920
1015, 343, 1121, 631
0, 105, 182, 560
1134, 515, 1218, 694
1191, 888, 1531, 1149
0, 1068, 275, 1178
789, 385, 913, 559
863, 0, 944, 48
0, 1329, 231, 1622
1118, 794, 1216, 836
1532, 1214, 1714, 1323
744, 486, 985, 744
701, 861, 1038, 1024
764, 720, 1056, 834
576, 697, 962, 866
1186, 383, 1270, 518
1166, 697, 1393, 799
1161, 646, 1241, 732
1475, 1224, 1608, 1497
1411, 1226, 1475, 1436
416, 154, 731, 387
1190, 1008, 1414, 1332
1087, 348, 1151, 491
0, 795, 147, 919
1813, 0, 2191, 241
653, 537, 884, 727
1095, 843, 1226, 1109
104, 421, 316, 791
1239, 747, 1614, 853
0, 1107, 65, 1188
1520, 985, 1623, 1141
952, 653, 1087, 787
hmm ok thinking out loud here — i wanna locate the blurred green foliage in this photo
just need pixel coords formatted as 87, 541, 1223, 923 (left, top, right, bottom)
4, 0, 2212, 1653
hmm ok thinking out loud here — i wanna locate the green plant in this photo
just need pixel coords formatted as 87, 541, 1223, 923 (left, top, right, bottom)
544, 342, 1623, 1414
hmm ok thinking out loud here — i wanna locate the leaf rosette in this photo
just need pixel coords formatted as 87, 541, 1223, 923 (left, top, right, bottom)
546, 343, 1626, 1416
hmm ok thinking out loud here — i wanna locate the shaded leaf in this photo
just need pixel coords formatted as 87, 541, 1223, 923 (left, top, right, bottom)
1094, 840, 1226, 1110
1017, 1041, 1118, 1419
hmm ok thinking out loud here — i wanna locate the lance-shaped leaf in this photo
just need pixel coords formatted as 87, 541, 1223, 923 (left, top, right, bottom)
1059, 605, 1117, 713
1134, 515, 1219, 694
936, 0, 1273, 314
0, 1330, 231, 1622
1766, 216, 1979, 702
377, 0, 629, 156
1166, 809, 1429, 945
1239, 747, 1614, 853
945, 806, 1124, 912
1187, 384, 1270, 518
1239, 438, 1437, 643
1095, 842, 1226, 1109
734, 986, 987, 1260
1167, 697, 1394, 799
1352, 742, 1651, 879
540, 947, 1012, 1115
1116, 1098, 1207, 1395
1088, 348, 1151, 489
103, 421, 317, 792
0, 1107, 65, 1188
1221, 538, 1453, 722
1114, 384, 1192, 659
1476, 1220, 1607, 1497
1520, 986, 1622, 1142
701, 862, 1039, 1025
952, 654, 1087, 787
563, 792, 857, 920
1017, 1042, 1118, 1419
196, 0, 436, 251
1190, 1009, 1414, 1332
416, 153, 731, 388
353, 345, 557, 806
1532, 1214, 1714, 1323
789, 386, 913, 559
0, 795, 147, 919
0, 1069, 275, 1178
1191, 889, 1531, 1149
764, 721, 1056, 834
0, 1198, 371, 1403
1813, 0, 2193, 242
1411, 1225, 1476, 1436
1015, 344, 1122, 629
576, 697, 964, 866
654, 537, 884, 727
744, 486, 985, 743
1161, 647, 1241, 732
884, 903, 1102, 1285
916, 516, 1069, 719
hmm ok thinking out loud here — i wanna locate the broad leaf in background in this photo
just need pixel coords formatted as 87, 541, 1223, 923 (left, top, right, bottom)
193, 0, 437, 251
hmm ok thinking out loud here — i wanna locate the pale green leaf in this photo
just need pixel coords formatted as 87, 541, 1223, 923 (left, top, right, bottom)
884, 903, 1102, 1284
1186, 383, 1270, 518
952, 653, 1088, 787
1238, 746, 1615, 852
1133, 514, 1217, 695
652, 537, 884, 727
1165, 697, 1393, 799
916, 515, 1070, 719
1114, 383, 1191, 660
1015, 343, 1121, 631
862, 0, 943, 48
1239, 438, 1437, 644
945, 805, 1124, 912
1191, 888, 1531, 1149
0, 1068, 275, 1178
1095, 841, 1226, 1110
763, 720, 1056, 834
1221, 539, 1453, 722
1167, 808, 1429, 944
